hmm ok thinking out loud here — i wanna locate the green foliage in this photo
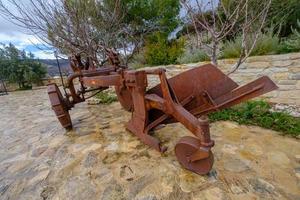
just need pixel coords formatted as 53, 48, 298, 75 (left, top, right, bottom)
0, 43, 46, 89
219, 0, 300, 38
123, 0, 180, 34
251, 33, 281, 56
209, 100, 300, 137
266, 0, 300, 37
144, 33, 185, 66
129, 50, 147, 69
281, 20, 300, 53
220, 25, 300, 58
95, 91, 118, 104
221, 36, 243, 59
177, 48, 210, 64
221, 32, 281, 59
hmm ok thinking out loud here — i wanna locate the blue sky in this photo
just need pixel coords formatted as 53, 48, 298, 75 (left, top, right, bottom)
0, 0, 56, 59
0, 14, 55, 59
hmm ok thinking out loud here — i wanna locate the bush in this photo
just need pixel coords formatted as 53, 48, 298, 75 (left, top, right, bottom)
221, 32, 281, 59
128, 50, 147, 69
221, 36, 243, 59
280, 20, 300, 53
177, 48, 210, 64
209, 100, 300, 137
95, 91, 118, 104
252, 33, 281, 56
0, 44, 47, 89
144, 33, 185, 66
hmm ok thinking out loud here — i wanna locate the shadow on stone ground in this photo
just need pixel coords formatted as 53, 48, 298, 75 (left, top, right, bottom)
0, 89, 299, 200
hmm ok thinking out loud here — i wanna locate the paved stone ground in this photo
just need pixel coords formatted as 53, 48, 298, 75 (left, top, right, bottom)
0, 89, 300, 200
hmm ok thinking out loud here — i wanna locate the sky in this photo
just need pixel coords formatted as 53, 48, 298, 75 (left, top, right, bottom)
0, 10, 55, 59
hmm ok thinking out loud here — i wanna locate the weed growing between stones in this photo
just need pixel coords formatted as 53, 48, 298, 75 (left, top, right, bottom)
94, 91, 118, 104
209, 100, 300, 137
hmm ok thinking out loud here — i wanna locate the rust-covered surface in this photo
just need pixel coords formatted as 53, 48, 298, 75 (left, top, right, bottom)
47, 50, 278, 175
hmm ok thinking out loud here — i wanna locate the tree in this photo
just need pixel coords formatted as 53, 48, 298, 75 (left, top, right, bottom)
0, 0, 180, 65
144, 32, 185, 65
284, 20, 300, 52
0, 44, 47, 89
180, 0, 272, 73
266, 0, 300, 38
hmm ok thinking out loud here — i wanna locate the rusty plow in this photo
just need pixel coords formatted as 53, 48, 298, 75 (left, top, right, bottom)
47, 51, 278, 175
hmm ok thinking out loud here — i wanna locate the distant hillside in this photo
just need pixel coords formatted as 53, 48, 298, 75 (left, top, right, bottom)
38, 59, 71, 77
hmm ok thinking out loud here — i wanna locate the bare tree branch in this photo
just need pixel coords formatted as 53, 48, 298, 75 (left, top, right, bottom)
180, 0, 272, 73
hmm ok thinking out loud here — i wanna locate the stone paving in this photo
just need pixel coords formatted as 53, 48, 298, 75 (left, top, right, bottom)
0, 89, 300, 200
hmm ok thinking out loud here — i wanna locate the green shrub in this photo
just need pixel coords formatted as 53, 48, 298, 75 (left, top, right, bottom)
252, 33, 281, 56
280, 20, 300, 53
276, 42, 293, 54
221, 32, 281, 59
144, 33, 185, 66
209, 100, 300, 137
177, 48, 210, 64
221, 36, 243, 59
129, 50, 147, 69
95, 91, 118, 104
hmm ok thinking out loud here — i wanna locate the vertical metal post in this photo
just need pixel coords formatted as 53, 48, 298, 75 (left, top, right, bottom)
54, 51, 68, 97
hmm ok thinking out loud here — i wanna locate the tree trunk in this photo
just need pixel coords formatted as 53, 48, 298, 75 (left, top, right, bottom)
211, 41, 218, 66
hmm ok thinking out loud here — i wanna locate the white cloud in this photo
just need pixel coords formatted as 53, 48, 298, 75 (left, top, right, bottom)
33, 50, 55, 59
0, 31, 41, 45
0, 23, 62, 59
0, 8, 54, 59
0, 31, 55, 59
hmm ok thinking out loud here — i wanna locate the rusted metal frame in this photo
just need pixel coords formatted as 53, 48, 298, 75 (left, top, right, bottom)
66, 73, 85, 104
144, 94, 195, 133
125, 70, 167, 153
155, 69, 214, 148
79, 73, 123, 100
149, 70, 215, 163
77, 86, 109, 94
145, 94, 166, 111
47, 83, 72, 129
144, 68, 165, 75
66, 66, 117, 104
82, 74, 122, 87
66, 66, 116, 86
144, 68, 197, 132
47, 61, 279, 175
171, 104, 213, 146
159, 101, 213, 161
214, 76, 278, 106
79, 66, 117, 77
81, 87, 109, 100
202, 91, 218, 107
190, 83, 266, 117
